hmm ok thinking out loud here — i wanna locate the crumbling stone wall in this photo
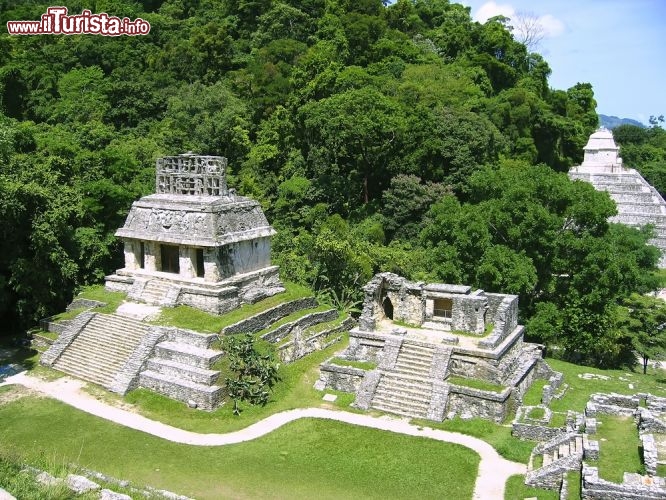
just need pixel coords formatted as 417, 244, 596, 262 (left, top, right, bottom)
582, 464, 666, 499
446, 385, 512, 422
317, 363, 367, 392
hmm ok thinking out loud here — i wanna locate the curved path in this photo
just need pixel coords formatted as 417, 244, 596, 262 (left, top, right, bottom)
2, 372, 526, 499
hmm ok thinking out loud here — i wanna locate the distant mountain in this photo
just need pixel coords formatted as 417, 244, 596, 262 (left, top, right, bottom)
599, 114, 645, 129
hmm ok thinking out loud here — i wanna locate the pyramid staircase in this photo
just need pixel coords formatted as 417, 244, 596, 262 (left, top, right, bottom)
569, 168, 666, 266
369, 342, 451, 419
129, 278, 178, 306
139, 329, 224, 410
51, 314, 149, 388
525, 433, 584, 490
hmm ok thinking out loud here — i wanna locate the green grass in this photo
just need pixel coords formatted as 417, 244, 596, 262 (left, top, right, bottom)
657, 464, 666, 476
593, 415, 642, 483
50, 307, 87, 322
124, 335, 353, 433
0, 448, 151, 500
549, 412, 567, 429
255, 304, 333, 337
75, 285, 126, 314
152, 281, 313, 333
32, 329, 59, 341
504, 474, 559, 500
392, 320, 422, 329
329, 357, 377, 370
412, 416, 536, 464
527, 406, 545, 419
566, 471, 581, 500
523, 379, 548, 406
545, 358, 666, 413
448, 376, 506, 393
653, 268, 666, 288
0, 394, 480, 500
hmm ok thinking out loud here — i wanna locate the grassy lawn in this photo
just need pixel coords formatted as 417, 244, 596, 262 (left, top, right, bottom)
0, 448, 150, 500
448, 376, 506, 393
329, 357, 377, 370
566, 471, 582, 500
152, 281, 313, 333
504, 474, 559, 500
522, 379, 548, 406
0, 394, 479, 500
75, 285, 126, 314
545, 358, 666, 413
50, 307, 87, 322
592, 415, 642, 483
412, 416, 536, 464
123, 335, 355, 433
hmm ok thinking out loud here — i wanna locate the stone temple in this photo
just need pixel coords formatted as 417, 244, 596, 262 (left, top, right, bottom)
40, 154, 291, 410
317, 273, 546, 422
105, 153, 284, 312
569, 127, 666, 267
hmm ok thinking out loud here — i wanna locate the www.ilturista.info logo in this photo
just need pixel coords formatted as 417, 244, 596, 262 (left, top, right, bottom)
6, 7, 151, 36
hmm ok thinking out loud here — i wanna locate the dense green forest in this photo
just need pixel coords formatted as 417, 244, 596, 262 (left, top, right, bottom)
1, 0, 665, 367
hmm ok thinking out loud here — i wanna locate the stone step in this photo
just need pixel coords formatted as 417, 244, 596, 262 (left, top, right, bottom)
375, 383, 432, 402
370, 400, 428, 419
373, 387, 432, 405
166, 329, 217, 349
153, 341, 223, 368
607, 192, 656, 202
589, 173, 642, 184
396, 351, 434, 364
613, 202, 666, 215
145, 358, 219, 385
393, 364, 432, 378
596, 183, 649, 193
378, 375, 432, 395
52, 313, 148, 386
400, 343, 436, 355
81, 326, 148, 342
611, 213, 666, 225
384, 370, 432, 385
139, 370, 224, 411
52, 360, 113, 386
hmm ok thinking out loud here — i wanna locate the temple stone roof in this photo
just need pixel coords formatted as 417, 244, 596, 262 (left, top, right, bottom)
115, 194, 275, 247
115, 153, 276, 247
581, 127, 622, 168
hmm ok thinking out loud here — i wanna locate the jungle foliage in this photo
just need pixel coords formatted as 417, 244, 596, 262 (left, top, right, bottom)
0, 0, 662, 367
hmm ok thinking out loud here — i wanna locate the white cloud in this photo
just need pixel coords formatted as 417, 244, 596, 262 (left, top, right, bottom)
474, 1, 515, 23
473, 1, 565, 39
538, 14, 565, 38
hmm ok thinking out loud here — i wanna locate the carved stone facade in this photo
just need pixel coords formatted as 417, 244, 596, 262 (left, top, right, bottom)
105, 153, 284, 313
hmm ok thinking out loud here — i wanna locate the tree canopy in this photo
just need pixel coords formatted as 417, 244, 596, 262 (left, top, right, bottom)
0, 0, 661, 368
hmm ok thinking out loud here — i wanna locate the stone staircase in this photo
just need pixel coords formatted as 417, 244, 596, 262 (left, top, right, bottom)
137, 279, 173, 305
139, 329, 224, 410
370, 342, 440, 419
526, 433, 584, 490
52, 314, 149, 388
569, 168, 666, 266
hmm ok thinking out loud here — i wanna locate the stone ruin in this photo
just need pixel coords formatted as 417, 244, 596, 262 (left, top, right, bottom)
317, 272, 545, 422
105, 153, 284, 313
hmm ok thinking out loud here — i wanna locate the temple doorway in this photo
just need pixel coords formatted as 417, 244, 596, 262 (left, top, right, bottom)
160, 245, 180, 274
382, 296, 394, 320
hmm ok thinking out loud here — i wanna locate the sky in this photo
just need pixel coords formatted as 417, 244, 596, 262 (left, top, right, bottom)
458, 0, 666, 124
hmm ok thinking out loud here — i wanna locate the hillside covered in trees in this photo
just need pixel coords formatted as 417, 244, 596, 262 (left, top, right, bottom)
0, 0, 664, 367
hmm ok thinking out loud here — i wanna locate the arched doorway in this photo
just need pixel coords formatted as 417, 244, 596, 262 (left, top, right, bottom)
382, 296, 394, 320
